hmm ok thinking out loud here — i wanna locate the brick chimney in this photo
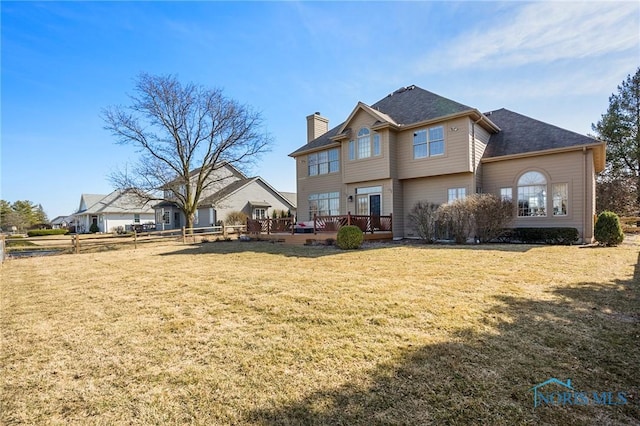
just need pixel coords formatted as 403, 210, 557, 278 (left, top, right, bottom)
306, 112, 329, 143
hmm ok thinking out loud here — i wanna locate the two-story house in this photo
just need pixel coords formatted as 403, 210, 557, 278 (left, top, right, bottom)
289, 85, 605, 242
154, 162, 296, 230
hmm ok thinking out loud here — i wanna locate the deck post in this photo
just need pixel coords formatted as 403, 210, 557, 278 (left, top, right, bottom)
313, 214, 317, 235
389, 213, 393, 233
267, 218, 271, 235
347, 211, 351, 226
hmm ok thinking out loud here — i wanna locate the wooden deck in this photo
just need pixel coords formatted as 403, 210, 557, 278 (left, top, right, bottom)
251, 231, 393, 245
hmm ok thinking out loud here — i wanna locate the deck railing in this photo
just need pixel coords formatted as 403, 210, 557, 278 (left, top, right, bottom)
619, 216, 640, 233
247, 212, 392, 235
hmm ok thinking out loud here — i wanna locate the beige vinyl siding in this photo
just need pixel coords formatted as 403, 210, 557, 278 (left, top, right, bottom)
397, 117, 471, 180
481, 150, 594, 241
388, 131, 404, 237
295, 154, 344, 219
343, 110, 390, 183
402, 172, 474, 237
471, 119, 491, 192
391, 178, 404, 238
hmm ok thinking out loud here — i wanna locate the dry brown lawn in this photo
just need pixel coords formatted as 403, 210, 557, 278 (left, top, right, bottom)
1, 239, 638, 425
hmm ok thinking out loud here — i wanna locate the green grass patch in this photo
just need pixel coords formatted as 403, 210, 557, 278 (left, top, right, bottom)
1, 241, 638, 424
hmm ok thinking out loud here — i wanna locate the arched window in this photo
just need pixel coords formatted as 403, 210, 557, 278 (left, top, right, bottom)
357, 127, 371, 158
517, 171, 547, 217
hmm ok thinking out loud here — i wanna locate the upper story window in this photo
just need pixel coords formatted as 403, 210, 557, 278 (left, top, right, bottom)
517, 171, 547, 217
357, 128, 371, 158
308, 148, 339, 176
413, 126, 444, 159
373, 133, 381, 156
349, 128, 382, 160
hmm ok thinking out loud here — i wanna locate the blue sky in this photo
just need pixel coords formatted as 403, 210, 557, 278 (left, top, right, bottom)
2, 1, 638, 219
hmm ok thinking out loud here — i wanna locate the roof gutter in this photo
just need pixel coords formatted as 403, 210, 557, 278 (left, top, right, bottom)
481, 142, 606, 172
288, 141, 341, 157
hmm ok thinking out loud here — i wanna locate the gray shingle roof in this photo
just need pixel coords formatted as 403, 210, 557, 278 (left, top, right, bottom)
80, 190, 154, 214
482, 108, 600, 158
289, 85, 473, 156
290, 86, 600, 160
198, 178, 256, 206
369, 85, 473, 125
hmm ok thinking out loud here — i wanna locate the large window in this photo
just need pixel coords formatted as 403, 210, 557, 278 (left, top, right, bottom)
552, 183, 568, 216
308, 192, 340, 219
517, 171, 547, 217
308, 148, 339, 176
357, 128, 371, 158
413, 125, 444, 159
349, 128, 381, 160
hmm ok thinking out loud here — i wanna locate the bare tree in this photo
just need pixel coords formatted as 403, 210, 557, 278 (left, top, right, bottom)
103, 73, 271, 229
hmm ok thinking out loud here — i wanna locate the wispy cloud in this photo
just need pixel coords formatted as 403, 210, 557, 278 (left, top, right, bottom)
424, 2, 639, 70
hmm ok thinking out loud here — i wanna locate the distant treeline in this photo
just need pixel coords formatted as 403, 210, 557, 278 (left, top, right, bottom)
1, 200, 49, 232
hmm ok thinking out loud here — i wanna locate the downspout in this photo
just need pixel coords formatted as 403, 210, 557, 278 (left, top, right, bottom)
583, 146, 587, 243
472, 116, 483, 192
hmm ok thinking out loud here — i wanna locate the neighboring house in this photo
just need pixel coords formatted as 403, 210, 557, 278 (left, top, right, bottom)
289, 85, 605, 242
154, 162, 296, 230
72, 190, 155, 233
50, 215, 72, 229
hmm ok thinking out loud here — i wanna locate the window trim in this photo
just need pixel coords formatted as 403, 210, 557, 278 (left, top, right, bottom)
349, 128, 382, 160
308, 148, 340, 176
253, 208, 267, 220
517, 171, 548, 217
308, 191, 340, 220
357, 127, 371, 159
447, 187, 466, 203
552, 182, 568, 216
413, 125, 445, 159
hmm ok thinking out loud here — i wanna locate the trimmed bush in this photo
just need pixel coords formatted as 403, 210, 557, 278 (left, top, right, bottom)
503, 227, 579, 245
89, 223, 100, 233
594, 211, 624, 246
27, 229, 70, 237
336, 225, 364, 250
